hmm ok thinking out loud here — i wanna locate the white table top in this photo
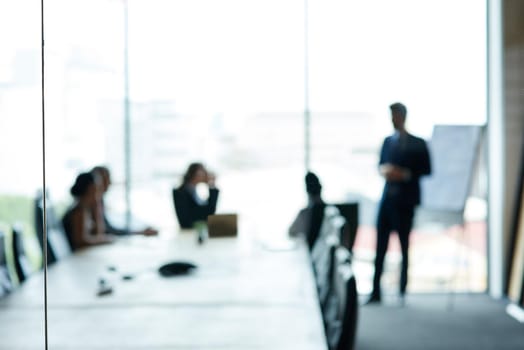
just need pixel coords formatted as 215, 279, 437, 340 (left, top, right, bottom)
0, 231, 327, 349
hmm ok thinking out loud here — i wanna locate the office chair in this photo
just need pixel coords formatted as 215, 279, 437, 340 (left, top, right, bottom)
11, 223, 33, 284
34, 191, 71, 265
324, 258, 358, 350
334, 203, 359, 254
311, 209, 345, 309
0, 231, 13, 297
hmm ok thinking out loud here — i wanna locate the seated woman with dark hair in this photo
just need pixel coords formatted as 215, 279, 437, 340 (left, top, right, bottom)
172, 162, 219, 229
62, 172, 114, 251
288, 171, 326, 249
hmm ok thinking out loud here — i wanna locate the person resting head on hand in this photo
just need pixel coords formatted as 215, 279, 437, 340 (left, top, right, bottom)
172, 162, 220, 229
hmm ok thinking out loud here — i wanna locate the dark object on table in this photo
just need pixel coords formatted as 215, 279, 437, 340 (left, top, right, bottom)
121, 274, 134, 281
158, 261, 197, 277
96, 278, 113, 297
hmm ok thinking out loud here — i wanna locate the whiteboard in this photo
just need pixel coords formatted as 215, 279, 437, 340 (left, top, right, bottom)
420, 125, 484, 213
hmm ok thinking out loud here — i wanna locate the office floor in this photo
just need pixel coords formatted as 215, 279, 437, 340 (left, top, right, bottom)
352, 221, 487, 295
356, 293, 524, 350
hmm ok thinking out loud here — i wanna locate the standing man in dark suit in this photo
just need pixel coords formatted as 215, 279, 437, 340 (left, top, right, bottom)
366, 102, 431, 305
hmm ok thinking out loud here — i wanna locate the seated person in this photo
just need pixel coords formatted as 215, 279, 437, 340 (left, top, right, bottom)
62, 172, 114, 251
288, 171, 326, 249
91, 165, 158, 236
172, 162, 219, 229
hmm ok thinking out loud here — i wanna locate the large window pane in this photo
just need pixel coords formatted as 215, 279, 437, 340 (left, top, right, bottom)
308, 0, 487, 294
44, 0, 125, 204
125, 0, 306, 237
43, 0, 307, 238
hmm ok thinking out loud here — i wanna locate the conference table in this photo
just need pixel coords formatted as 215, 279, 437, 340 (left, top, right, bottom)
0, 230, 328, 349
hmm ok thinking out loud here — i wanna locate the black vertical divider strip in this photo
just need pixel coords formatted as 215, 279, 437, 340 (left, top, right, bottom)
505, 127, 524, 299
40, 0, 49, 349
518, 132, 524, 306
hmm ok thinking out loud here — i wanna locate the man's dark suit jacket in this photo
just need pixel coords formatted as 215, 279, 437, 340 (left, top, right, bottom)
172, 186, 219, 229
379, 133, 431, 207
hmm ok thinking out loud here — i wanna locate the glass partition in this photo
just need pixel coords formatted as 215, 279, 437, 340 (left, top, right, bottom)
0, 0, 46, 348
0, 0, 489, 347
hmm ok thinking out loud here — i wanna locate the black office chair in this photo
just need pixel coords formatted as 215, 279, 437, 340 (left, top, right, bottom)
338, 251, 358, 350
0, 231, 13, 298
34, 191, 71, 265
306, 203, 327, 250
308, 206, 358, 350
11, 223, 33, 284
334, 203, 359, 254
323, 259, 358, 350
311, 207, 345, 309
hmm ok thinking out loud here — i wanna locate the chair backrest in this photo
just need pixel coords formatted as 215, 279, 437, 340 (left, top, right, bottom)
306, 203, 326, 249
334, 203, 359, 253
34, 191, 71, 265
324, 259, 358, 350
316, 244, 337, 309
311, 206, 344, 271
12, 223, 33, 284
47, 226, 72, 261
308, 205, 358, 350
35, 193, 54, 264
311, 206, 345, 308
172, 188, 183, 222
0, 231, 13, 298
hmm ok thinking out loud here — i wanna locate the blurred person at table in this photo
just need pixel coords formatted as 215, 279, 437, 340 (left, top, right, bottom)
91, 165, 158, 236
288, 171, 326, 249
62, 172, 115, 251
172, 162, 219, 229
